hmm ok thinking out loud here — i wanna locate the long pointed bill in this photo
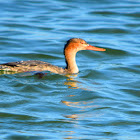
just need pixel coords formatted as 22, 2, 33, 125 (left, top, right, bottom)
86, 44, 106, 51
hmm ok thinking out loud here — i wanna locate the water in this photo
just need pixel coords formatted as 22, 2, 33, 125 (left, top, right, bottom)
0, 0, 140, 139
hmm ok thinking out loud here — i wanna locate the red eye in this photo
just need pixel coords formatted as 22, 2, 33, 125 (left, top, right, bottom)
81, 42, 85, 44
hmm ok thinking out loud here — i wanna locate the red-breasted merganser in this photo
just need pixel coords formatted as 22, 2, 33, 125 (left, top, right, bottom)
0, 38, 106, 74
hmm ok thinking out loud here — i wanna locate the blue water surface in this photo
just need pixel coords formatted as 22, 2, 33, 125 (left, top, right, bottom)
0, 0, 140, 139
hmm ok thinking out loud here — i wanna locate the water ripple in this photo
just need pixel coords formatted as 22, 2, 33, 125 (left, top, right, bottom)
0, 0, 140, 139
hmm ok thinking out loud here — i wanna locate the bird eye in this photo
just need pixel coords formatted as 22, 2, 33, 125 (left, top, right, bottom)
81, 42, 86, 44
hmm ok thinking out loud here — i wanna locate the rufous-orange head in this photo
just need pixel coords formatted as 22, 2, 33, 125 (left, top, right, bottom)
63, 38, 106, 73
64, 38, 106, 54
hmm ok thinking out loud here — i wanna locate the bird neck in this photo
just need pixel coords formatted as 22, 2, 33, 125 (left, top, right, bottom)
64, 49, 79, 74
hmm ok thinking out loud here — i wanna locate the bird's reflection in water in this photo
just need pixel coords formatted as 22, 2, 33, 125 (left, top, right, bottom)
64, 74, 93, 91
0, 71, 101, 92
61, 74, 103, 140
0, 70, 103, 140
61, 99, 101, 139
63, 131, 78, 140
63, 73, 78, 89
62, 100, 99, 112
